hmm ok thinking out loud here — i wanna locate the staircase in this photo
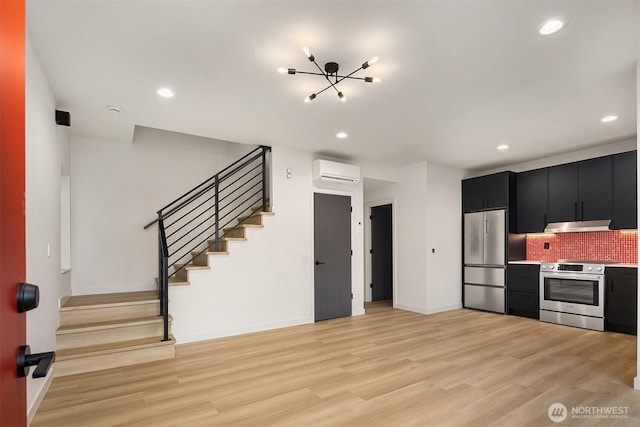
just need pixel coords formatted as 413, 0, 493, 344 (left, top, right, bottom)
55, 292, 175, 377
55, 146, 272, 377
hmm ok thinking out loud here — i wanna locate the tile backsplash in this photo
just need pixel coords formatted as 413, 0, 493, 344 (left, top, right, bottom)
526, 231, 637, 263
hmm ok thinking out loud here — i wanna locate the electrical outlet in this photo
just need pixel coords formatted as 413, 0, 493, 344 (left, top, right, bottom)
544, 242, 550, 249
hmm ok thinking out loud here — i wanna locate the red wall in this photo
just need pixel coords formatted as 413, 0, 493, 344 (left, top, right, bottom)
526, 231, 637, 263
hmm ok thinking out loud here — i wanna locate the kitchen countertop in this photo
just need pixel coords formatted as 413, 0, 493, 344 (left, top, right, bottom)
508, 260, 637, 268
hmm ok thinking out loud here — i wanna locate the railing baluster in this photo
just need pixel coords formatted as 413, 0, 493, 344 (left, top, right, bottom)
261, 146, 267, 211
214, 174, 220, 252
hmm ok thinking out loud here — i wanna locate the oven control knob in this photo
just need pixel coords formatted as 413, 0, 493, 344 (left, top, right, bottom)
596, 267, 602, 271
587, 266, 593, 271
549, 265, 554, 270
541, 265, 546, 269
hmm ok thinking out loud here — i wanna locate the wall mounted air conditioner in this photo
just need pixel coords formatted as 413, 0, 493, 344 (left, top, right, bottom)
312, 159, 360, 184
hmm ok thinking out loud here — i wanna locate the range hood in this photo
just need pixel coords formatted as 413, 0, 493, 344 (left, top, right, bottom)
544, 219, 612, 233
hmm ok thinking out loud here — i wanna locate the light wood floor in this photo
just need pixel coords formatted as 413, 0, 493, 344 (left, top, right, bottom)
33, 306, 639, 426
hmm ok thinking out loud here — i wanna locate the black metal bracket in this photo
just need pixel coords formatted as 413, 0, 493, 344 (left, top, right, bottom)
17, 345, 56, 378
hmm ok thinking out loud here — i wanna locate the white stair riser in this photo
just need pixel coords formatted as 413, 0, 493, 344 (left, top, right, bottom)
60, 303, 159, 326
55, 344, 175, 377
57, 322, 171, 350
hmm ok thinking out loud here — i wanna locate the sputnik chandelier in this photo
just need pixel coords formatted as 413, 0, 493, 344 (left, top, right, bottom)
278, 47, 380, 103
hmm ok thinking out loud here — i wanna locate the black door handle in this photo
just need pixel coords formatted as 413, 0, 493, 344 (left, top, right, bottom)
17, 345, 55, 378
315, 261, 326, 266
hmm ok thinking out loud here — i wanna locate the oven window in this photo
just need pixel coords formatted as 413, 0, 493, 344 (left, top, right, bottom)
543, 278, 599, 305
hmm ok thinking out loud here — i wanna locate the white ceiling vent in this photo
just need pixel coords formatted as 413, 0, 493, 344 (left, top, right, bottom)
312, 159, 360, 184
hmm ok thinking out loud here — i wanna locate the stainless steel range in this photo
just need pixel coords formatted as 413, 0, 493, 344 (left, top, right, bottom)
539, 262, 605, 331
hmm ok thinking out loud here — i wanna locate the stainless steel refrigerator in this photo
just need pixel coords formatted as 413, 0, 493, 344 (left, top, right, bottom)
463, 209, 506, 313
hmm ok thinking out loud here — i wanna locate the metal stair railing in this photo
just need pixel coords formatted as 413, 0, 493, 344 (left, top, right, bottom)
144, 145, 271, 341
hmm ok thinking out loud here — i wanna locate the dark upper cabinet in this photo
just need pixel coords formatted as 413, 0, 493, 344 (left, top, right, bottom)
613, 151, 637, 230
462, 176, 486, 212
516, 168, 548, 233
548, 156, 612, 222
605, 267, 637, 335
462, 172, 510, 213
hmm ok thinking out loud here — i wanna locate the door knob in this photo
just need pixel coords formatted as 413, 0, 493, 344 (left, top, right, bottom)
16, 282, 39, 313
315, 261, 326, 266
17, 345, 55, 378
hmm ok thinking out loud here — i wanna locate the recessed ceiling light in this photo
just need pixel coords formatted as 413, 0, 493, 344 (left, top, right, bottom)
601, 115, 618, 123
336, 132, 348, 139
539, 18, 566, 36
157, 88, 174, 98
497, 144, 509, 150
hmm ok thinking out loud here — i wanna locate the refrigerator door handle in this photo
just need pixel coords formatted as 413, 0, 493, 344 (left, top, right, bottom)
484, 219, 488, 234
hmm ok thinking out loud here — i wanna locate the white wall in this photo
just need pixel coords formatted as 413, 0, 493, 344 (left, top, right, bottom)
425, 162, 465, 312
363, 160, 465, 314
25, 38, 71, 419
169, 146, 365, 342
70, 128, 252, 295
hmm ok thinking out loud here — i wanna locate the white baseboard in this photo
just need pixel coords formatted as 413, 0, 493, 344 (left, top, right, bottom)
635, 376, 640, 391
352, 308, 366, 316
58, 291, 71, 309
395, 303, 462, 315
175, 316, 313, 344
28, 367, 55, 426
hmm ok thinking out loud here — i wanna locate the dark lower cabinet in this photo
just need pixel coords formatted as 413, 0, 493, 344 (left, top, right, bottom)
507, 264, 540, 319
605, 267, 637, 335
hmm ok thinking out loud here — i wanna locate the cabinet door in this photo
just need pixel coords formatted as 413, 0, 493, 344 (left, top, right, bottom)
578, 156, 612, 221
613, 151, 637, 229
548, 163, 579, 222
484, 172, 509, 209
507, 264, 540, 319
462, 176, 485, 212
606, 267, 637, 335
516, 169, 548, 233
508, 264, 540, 292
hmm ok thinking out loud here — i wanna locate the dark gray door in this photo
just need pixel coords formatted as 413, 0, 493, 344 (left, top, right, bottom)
371, 204, 393, 301
314, 193, 352, 321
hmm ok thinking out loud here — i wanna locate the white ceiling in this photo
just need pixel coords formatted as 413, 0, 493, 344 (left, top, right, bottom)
27, 1, 638, 171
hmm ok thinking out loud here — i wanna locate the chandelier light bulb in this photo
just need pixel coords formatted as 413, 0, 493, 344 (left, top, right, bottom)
338, 92, 346, 102
304, 93, 317, 103
372, 77, 381, 83
302, 46, 314, 61
362, 56, 379, 69
277, 67, 287, 74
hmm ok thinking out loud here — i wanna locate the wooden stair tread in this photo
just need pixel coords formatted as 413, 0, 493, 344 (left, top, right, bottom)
57, 315, 172, 334
223, 225, 263, 232
168, 277, 190, 286
57, 335, 176, 360
174, 263, 210, 271
62, 291, 158, 310
205, 251, 229, 255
